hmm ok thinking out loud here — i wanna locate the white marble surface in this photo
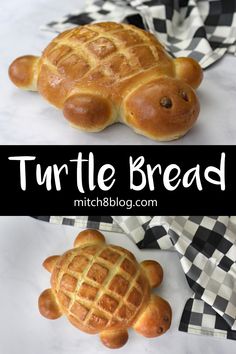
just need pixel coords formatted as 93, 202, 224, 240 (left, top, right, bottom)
1, 0, 236, 145
0, 216, 235, 354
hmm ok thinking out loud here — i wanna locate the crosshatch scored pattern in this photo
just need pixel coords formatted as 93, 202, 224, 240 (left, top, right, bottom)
51, 243, 147, 331
33, 215, 236, 340
41, 21, 172, 100
42, 0, 236, 69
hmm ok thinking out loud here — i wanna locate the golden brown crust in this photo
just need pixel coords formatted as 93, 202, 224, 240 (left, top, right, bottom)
133, 295, 172, 337
8, 55, 39, 90
39, 230, 172, 346
174, 57, 203, 89
123, 77, 200, 141
37, 63, 74, 108
100, 329, 128, 348
38, 289, 62, 319
63, 93, 115, 132
68, 313, 102, 334
38, 22, 174, 108
43, 255, 60, 273
49, 241, 149, 333
141, 260, 163, 288
9, 22, 202, 141
74, 229, 106, 248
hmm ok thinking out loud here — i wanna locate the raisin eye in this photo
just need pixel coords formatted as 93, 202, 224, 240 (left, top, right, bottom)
159, 327, 164, 333
163, 315, 169, 322
160, 97, 172, 108
179, 90, 189, 102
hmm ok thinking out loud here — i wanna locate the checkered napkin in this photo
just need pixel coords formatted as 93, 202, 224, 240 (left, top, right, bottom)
41, 0, 236, 68
33, 215, 236, 340
112, 216, 236, 340
33, 215, 122, 232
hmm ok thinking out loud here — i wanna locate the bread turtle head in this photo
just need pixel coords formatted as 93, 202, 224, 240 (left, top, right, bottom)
133, 294, 172, 337
123, 76, 200, 141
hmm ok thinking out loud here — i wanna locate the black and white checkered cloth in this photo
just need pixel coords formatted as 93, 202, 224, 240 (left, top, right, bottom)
32, 215, 122, 232
112, 216, 236, 340
41, 0, 236, 68
34, 215, 236, 340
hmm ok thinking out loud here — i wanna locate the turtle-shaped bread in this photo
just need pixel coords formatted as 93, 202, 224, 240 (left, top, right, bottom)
38, 229, 172, 349
9, 22, 203, 141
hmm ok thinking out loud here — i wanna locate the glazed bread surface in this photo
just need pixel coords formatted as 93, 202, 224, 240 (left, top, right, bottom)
50, 243, 149, 333
38, 230, 172, 348
9, 22, 203, 141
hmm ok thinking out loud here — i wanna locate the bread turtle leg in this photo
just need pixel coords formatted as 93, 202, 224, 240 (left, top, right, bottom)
63, 93, 116, 132
100, 329, 129, 349
38, 288, 62, 319
8, 55, 40, 91
133, 295, 172, 338
43, 255, 60, 272
174, 57, 203, 89
74, 229, 105, 248
141, 260, 163, 288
